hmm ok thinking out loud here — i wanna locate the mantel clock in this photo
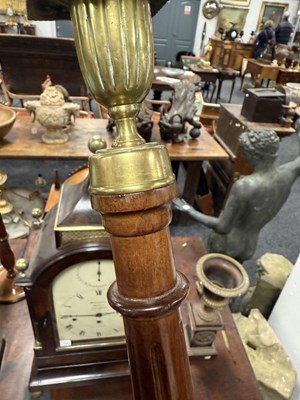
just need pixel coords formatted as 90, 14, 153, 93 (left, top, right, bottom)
16, 175, 128, 392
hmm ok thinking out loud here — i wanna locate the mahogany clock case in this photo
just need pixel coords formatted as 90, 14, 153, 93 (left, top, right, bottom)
16, 207, 129, 392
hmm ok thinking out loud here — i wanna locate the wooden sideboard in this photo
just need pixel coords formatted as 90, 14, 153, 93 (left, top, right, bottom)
0, 34, 90, 109
209, 38, 253, 72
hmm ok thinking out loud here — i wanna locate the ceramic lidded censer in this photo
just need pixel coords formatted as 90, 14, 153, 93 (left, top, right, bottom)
25, 86, 80, 144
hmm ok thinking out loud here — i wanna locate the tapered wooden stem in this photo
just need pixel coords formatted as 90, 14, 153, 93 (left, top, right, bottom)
91, 182, 195, 400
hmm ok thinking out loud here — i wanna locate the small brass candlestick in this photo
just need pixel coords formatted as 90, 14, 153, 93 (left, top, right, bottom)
0, 213, 25, 303
0, 171, 13, 216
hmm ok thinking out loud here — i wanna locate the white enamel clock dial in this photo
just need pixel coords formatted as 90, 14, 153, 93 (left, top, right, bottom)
52, 259, 125, 347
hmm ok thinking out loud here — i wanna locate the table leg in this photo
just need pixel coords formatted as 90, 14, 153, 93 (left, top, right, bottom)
229, 79, 236, 103
178, 161, 203, 226
0, 338, 5, 370
152, 90, 163, 111
215, 79, 222, 103
240, 72, 245, 90
209, 82, 217, 103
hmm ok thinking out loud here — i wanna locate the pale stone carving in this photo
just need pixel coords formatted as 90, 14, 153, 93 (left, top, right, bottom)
241, 253, 293, 317
234, 309, 297, 400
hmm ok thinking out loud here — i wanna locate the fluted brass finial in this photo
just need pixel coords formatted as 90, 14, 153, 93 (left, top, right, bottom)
69, 0, 175, 195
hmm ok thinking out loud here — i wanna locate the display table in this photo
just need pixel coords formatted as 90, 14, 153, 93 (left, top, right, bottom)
241, 59, 279, 88
215, 67, 240, 103
0, 235, 263, 400
0, 115, 228, 223
241, 59, 300, 88
188, 64, 239, 103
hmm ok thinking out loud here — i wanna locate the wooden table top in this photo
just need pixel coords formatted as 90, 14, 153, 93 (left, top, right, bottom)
0, 236, 262, 400
221, 103, 295, 137
246, 59, 279, 70
152, 65, 201, 91
246, 59, 300, 73
0, 114, 229, 162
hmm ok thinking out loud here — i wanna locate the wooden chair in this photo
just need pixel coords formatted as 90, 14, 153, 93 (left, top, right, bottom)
195, 92, 220, 135
0, 34, 91, 111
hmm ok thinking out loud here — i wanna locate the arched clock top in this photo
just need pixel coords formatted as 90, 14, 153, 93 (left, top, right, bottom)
16, 239, 112, 287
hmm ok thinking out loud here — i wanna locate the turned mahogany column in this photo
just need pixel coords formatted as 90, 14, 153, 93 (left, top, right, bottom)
91, 183, 194, 399
67, 0, 195, 398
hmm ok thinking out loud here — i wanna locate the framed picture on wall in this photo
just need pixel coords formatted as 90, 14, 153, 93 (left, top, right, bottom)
219, 0, 250, 7
0, 0, 27, 15
216, 7, 249, 34
256, 2, 288, 32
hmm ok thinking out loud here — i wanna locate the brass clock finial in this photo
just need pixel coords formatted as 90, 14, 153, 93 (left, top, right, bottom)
31, 208, 44, 229
15, 258, 29, 278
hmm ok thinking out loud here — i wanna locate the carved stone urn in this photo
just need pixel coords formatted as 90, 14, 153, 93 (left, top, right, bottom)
25, 86, 80, 144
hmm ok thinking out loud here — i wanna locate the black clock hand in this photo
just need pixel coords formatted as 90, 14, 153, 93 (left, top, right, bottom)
60, 311, 117, 319
97, 261, 101, 281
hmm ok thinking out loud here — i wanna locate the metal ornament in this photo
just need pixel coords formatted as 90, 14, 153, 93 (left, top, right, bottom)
202, 0, 220, 19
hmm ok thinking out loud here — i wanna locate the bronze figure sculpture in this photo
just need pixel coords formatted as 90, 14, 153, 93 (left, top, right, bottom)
174, 127, 300, 262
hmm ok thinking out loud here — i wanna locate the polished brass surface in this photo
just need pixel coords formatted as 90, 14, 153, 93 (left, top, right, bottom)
69, 0, 175, 195
89, 143, 174, 195
0, 199, 13, 214
70, 0, 153, 146
15, 258, 29, 277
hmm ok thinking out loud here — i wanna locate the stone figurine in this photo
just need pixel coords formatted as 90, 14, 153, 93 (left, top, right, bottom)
25, 85, 80, 144
159, 80, 201, 143
173, 127, 300, 262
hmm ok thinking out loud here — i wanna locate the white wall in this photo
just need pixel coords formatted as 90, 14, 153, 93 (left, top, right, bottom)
193, 0, 299, 55
269, 254, 300, 400
30, 21, 56, 37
